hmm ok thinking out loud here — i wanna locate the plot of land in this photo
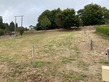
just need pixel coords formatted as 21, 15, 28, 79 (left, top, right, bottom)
0, 28, 108, 82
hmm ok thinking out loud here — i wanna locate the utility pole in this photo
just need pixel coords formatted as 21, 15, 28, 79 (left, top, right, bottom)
14, 16, 17, 36
14, 15, 24, 36
21, 16, 23, 27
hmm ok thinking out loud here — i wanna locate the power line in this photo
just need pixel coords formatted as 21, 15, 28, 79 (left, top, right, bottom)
14, 15, 24, 36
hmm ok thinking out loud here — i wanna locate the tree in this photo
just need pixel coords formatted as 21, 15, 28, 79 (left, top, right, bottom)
77, 4, 109, 25
55, 13, 63, 28
18, 27, 24, 35
50, 8, 62, 29
37, 10, 52, 29
0, 29, 4, 36
102, 7, 109, 24
9, 21, 15, 31
36, 8, 62, 30
35, 23, 42, 30
4, 23, 10, 34
57, 8, 79, 29
36, 8, 81, 30
0, 16, 5, 30
0, 16, 3, 23
40, 16, 51, 30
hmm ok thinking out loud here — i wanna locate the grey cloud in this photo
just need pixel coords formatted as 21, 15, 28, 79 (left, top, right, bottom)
0, 0, 109, 27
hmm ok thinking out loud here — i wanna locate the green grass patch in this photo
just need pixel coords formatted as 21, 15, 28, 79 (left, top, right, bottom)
61, 56, 75, 64
100, 60, 109, 65
33, 61, 51, 68
77, 61, 89, 71
96, 25, 109, 36
62, 70, 86, 81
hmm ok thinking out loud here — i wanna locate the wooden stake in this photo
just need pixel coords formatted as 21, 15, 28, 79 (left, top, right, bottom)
90, 39, 93, 50
32, 46, 34, 64
107, 48, 109, 61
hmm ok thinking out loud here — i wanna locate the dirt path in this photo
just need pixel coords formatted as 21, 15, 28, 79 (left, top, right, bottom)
76, 28, 108, 82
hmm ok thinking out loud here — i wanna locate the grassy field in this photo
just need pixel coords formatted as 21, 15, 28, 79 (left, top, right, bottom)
0, 29, 108, 82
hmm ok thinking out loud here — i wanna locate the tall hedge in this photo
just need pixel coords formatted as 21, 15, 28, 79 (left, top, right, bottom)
96, 26, 109, 36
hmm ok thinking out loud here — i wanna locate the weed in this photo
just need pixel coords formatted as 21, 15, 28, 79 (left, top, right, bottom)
100, 60, 109, 65
61, 56, 75, 64
62, 70, 86, 81
33, 61, 51, 68
77, 61, 89, 71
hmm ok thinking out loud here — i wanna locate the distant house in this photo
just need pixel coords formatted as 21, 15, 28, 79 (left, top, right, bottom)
29, 25, 34, 30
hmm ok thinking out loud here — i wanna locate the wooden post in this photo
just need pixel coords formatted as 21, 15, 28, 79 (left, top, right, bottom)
90, 39, 93, 50
107, 48, 109, 61
32, 46, 35, 64
84, 30, 86, 34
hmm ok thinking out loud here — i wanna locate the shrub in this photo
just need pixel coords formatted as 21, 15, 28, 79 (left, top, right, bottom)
17, 27, 24, 35
96, 26, 109, 36
0, 29, 4, 36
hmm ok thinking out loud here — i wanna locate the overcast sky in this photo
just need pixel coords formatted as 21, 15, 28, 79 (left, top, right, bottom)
0, 0, 108, 27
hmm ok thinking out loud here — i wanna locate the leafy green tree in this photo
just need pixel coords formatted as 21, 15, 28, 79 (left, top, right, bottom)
35, 23, 41, 30
40, 16, 51, 30
38, 10, 52, 29
77, 4, 109, 25
9, 21, 15, 31
50, 8, 62, 29
0, 16, 5, 30
37, 8, 62, 30
55, 13, 63, 28
0, 16, 3, 23
0, 29, 4, 36
57, 8, 79, 29
102, 7, 109, 24
4, 23, 10, 34
74, 15, 82, 27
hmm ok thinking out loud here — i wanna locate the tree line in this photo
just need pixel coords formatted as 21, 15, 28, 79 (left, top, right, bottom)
0, 17, 28, 36
35, 3, 109, 30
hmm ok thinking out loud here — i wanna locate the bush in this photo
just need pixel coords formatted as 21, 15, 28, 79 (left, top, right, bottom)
96, 26, 109, 36
17, 27, 24, 35
0, 29, 4, 36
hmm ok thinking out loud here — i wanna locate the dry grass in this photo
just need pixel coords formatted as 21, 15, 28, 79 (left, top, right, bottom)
0, 29, 108, 82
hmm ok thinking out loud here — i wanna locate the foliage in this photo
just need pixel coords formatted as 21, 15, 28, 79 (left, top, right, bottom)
77, 4, 109, 26
35, 23, 42, 30
0, 16, 5, 30
0, 29, 4, 36
55, 14, 63, 28
33, 61, 51, 68
96, 26, 109, 36
50, 8, 62, 29
4, 23, 10, 34
37, 10, 52, 30
0, 16, 3, 23
40, 16, 51, 30
9, 21, 15, 31
36, 8, 81, 30
61, 56, 75, 64
17, 27, 25, 35
36, 9, 62, 30
100, 59, 109, 65
59, 8, 78, 29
